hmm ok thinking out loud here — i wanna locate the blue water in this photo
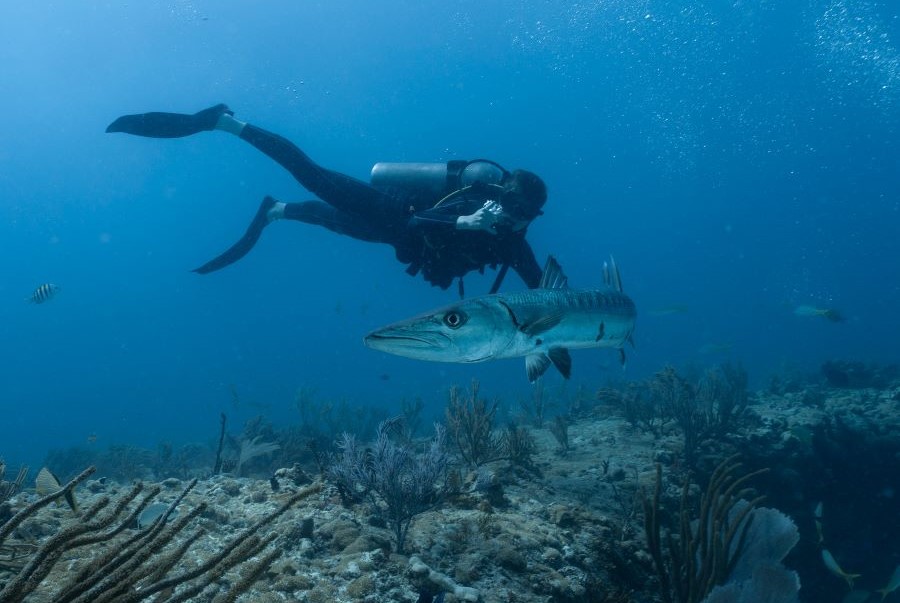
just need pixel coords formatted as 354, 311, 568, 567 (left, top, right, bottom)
1, 1, 897, 471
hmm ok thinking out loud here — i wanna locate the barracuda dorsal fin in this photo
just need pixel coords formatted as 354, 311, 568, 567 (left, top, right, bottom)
539, 256, 568, 289
603, 255, 623, 292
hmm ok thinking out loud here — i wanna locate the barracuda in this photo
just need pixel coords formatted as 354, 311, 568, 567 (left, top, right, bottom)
364, 256, 637, 382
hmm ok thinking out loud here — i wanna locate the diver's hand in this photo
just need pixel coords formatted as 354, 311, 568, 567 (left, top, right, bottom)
456, 200, 504, 234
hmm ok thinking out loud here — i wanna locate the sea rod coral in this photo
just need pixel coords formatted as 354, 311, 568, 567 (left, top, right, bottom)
0, 466, 321, 603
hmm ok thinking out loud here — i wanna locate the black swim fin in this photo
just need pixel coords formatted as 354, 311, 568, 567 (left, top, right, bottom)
105, 103, 232, 138
192, 196, 278, 274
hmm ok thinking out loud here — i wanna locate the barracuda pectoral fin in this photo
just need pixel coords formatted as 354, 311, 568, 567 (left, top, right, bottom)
525, 348, 572, 382
519, 312, 565, 337
526, 354, 551, 382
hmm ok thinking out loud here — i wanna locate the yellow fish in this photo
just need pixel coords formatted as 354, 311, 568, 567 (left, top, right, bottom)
814, 501, 824, 544
794, 305, 844, 323
822, 549, 861, 589
877, 564, 900, 601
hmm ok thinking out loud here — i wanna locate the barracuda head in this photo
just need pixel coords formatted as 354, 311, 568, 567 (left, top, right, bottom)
364, 297, 515, 363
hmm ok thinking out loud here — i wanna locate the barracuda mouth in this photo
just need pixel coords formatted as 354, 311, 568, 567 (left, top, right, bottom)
364, 330, 451, 350
462, 352, 493, 363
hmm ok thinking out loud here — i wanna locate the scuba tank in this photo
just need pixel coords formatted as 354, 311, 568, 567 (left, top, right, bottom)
373, 159, 515, 298
370, 159, 509, 203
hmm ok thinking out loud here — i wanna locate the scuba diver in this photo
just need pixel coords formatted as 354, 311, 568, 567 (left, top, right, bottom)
106, 104, 548, 294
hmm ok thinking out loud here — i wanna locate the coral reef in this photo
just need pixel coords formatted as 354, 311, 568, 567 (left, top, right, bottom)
3, 365, 898, 602
820, 360, 899, 390
598, 364, 750, 467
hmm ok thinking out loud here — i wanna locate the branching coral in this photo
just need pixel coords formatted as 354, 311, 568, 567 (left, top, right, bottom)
328, 419, 449, 553
649, 365, 750, 466
445, 380, 503, 468
0, 462, 28, 506
642, 457, 768, 603
0, 465, 321, 602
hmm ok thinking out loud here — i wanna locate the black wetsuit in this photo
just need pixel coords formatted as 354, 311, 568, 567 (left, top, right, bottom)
238, 125, 542, 291
106, 106, 543, 291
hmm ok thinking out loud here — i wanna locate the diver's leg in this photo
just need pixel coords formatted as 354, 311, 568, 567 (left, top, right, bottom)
217, 116, 404, 219
282, 201, 385, 242
192, 198, 385, 274
192, 195, 282, 274
107, 106, 404, 217
106, 104, 232, 138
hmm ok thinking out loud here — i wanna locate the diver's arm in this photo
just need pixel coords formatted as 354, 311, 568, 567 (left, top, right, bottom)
457, 200, 504, 232
411, 200, 502, 233
507, 238, 543, 289
407, 210, 459, 230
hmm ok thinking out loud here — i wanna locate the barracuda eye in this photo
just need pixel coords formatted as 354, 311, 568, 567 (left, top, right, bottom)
442, 311, 468, 329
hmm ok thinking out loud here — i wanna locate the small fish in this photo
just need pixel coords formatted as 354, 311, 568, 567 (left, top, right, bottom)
822, 548, 861, 589
35, 467, 78, 513
814, 501, 824, 544
26, 283, 60, 304
794, 305, 844, 322
877, 564, 900, 601
698, 342, 733, 355
87, 433, 98, 444
136, 503, 178, 529
648, 305, 688, 317
843, 591, 874, 603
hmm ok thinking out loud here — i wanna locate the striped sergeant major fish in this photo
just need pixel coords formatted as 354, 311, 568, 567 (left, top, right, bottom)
26, 283, 60, 304
364, 256, 636, 382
